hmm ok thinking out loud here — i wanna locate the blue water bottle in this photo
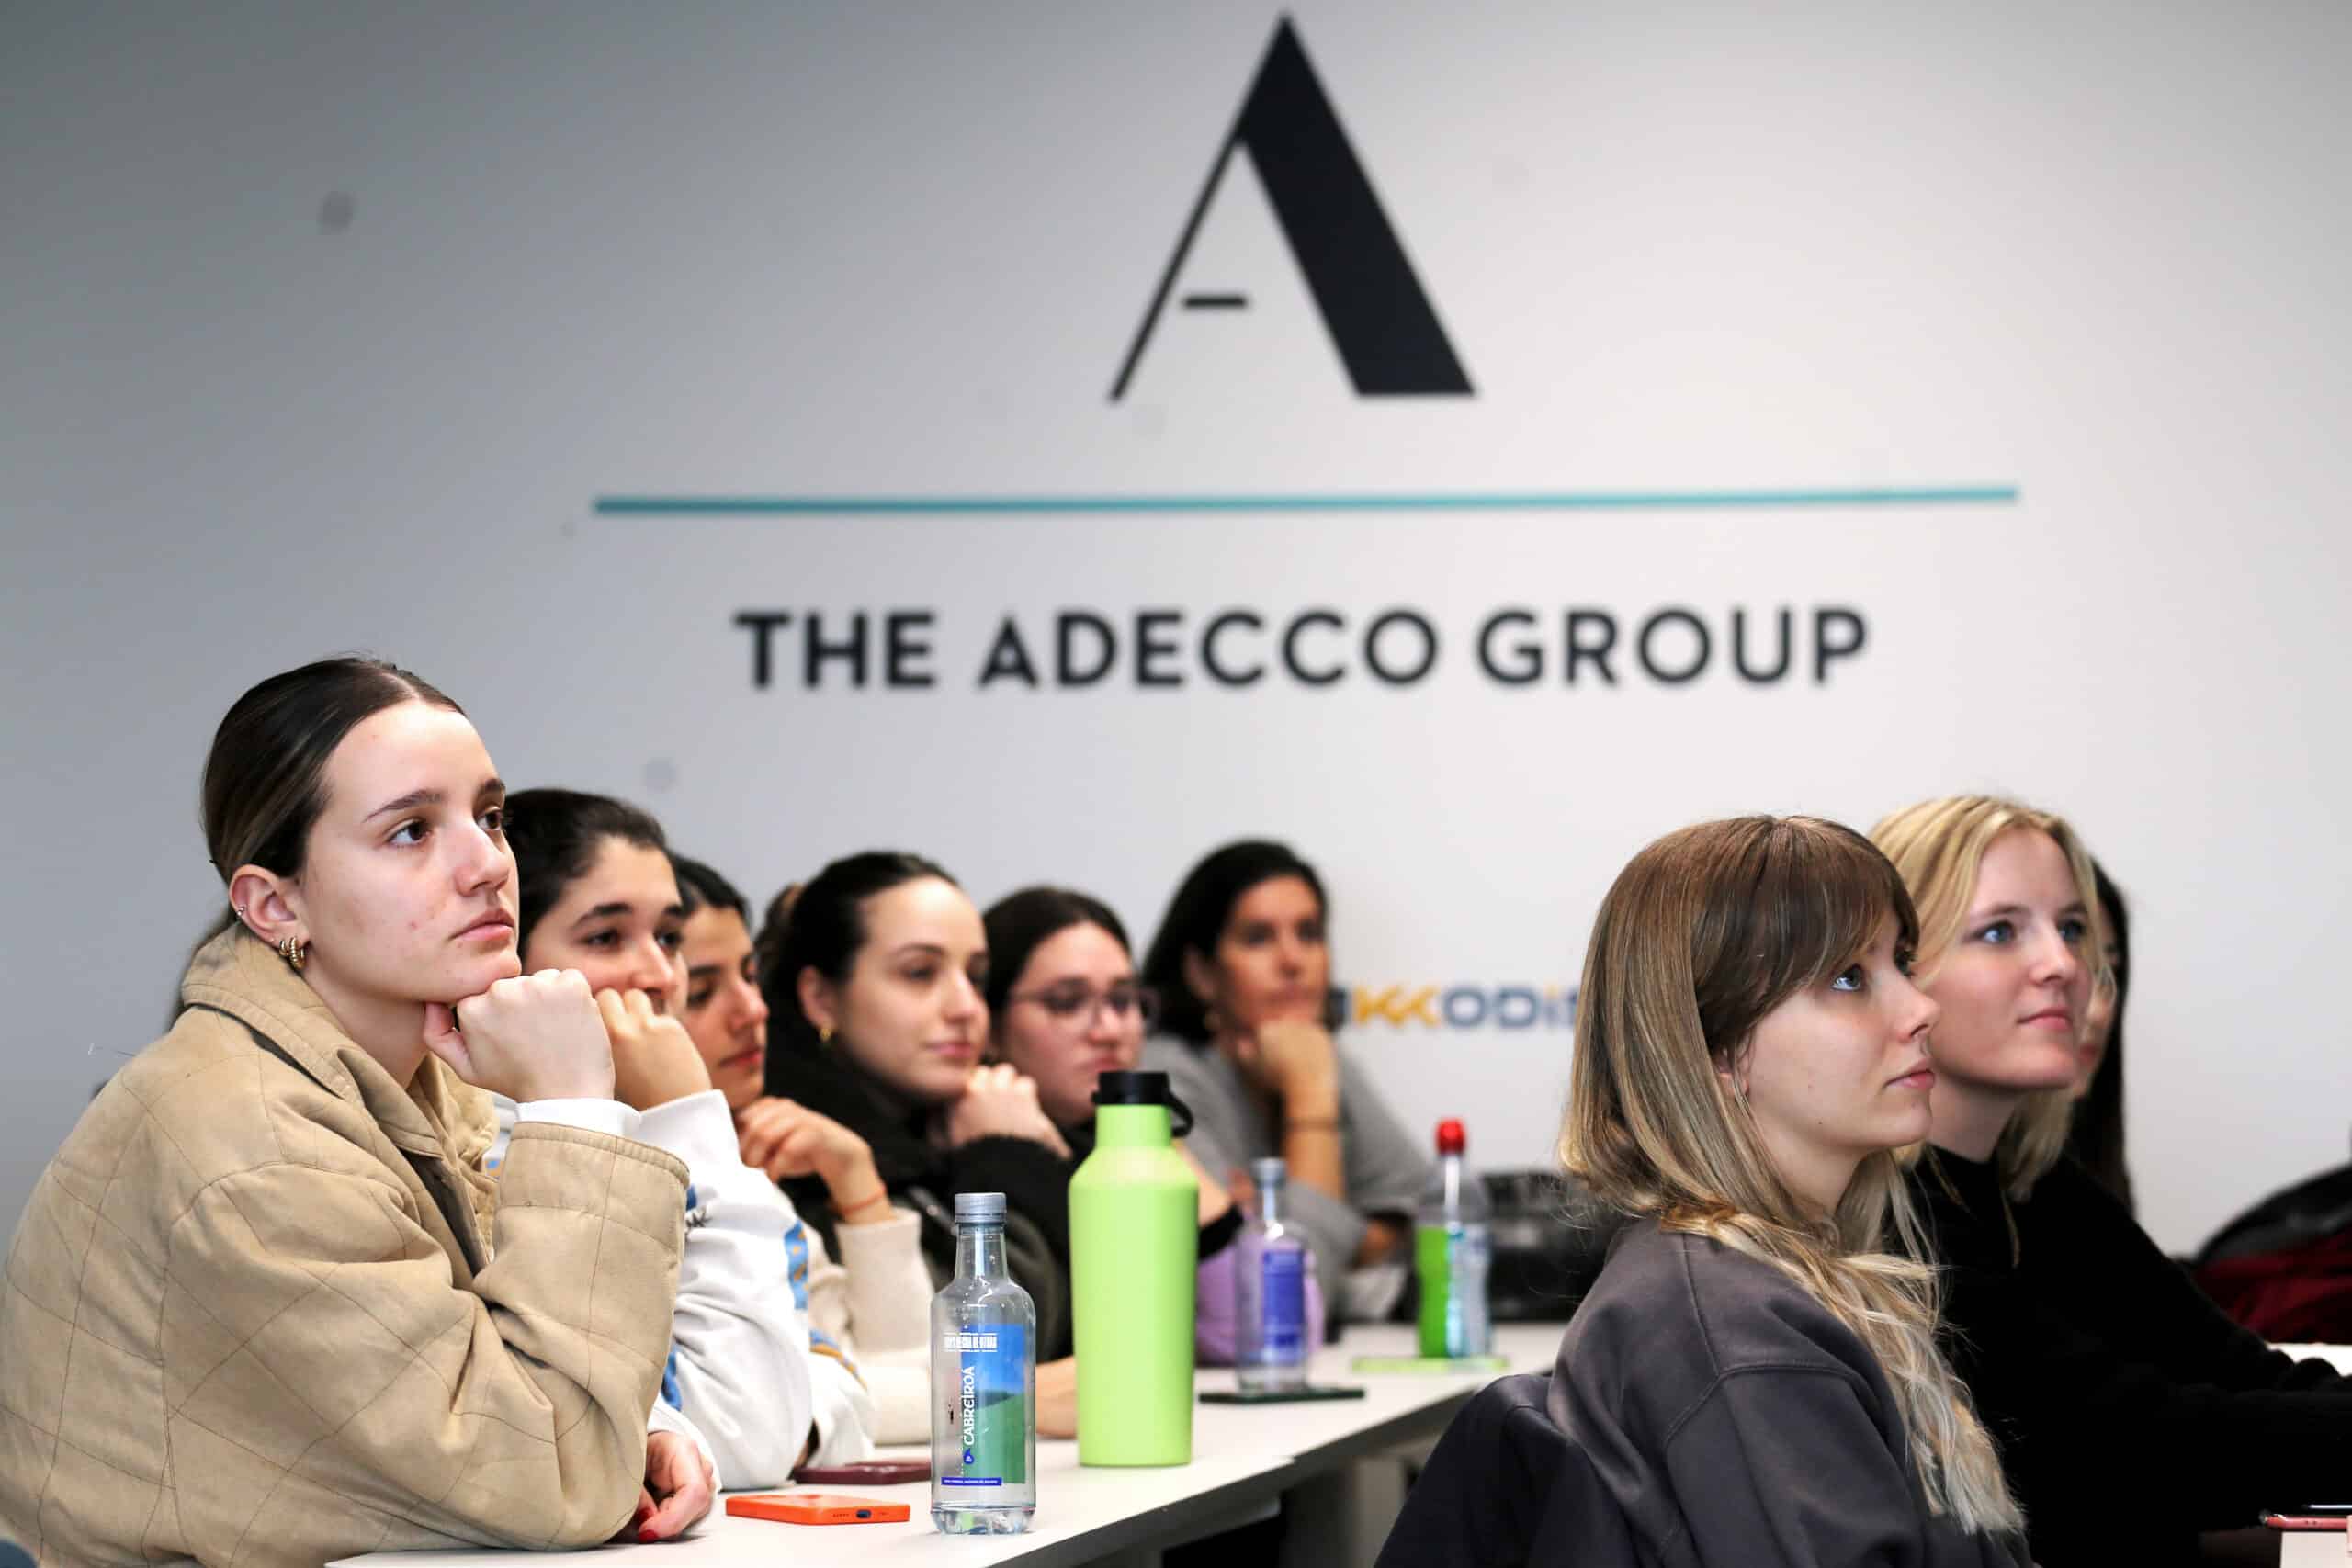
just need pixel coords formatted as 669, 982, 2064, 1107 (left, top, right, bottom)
930, 1192, 1037, 1534
1236, 1156, 1311, 1393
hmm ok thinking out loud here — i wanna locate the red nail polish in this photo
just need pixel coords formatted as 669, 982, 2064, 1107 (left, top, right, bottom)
639, 1529, 658, 1544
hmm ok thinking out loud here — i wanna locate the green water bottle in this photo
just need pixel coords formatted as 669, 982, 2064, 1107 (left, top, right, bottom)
1069, 1068, 1199, 1465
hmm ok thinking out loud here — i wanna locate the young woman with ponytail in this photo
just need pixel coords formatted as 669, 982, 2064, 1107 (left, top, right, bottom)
0, 659, 710, 1568
1875, 795, 2352, 1567
1555, 815, 2024, 1565
754, 852, 1079, 1358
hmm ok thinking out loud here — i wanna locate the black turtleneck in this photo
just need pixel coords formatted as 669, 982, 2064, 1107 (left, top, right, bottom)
1913, 1146, 2352, 1566
762, 1034, 1079, 1358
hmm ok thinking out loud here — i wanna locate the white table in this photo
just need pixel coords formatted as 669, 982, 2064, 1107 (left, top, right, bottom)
2282, 1531, 2351, 1566
334, 1323, 1562, 1568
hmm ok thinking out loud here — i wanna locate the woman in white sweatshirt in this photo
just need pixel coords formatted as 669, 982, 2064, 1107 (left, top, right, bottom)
495, 789, 903, 1480
672, 853, 934, 1447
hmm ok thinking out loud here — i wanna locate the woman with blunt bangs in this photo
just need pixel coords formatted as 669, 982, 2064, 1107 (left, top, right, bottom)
0, 659, 710, 1568
672, 853, 933, 1446
1555, 816, 2024, 1566
1875, 796, 2352, 1567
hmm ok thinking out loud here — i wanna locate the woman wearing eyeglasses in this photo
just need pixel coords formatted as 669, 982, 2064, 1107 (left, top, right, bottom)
984, 886, 1326, 1361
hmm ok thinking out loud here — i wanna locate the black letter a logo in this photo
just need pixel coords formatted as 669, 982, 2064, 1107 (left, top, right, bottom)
1109, 17, 1473, 401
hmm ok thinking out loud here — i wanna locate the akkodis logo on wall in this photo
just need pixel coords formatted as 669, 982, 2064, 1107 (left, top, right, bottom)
1111, 16, 1472, 401
1338, 983, 1577, 1032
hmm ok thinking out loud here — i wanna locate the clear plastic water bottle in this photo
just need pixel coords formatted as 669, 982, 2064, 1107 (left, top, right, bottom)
931, 1192, 1037, 1534
1235, 1156, 1311, 1393
1414, 1119, 1493, 1359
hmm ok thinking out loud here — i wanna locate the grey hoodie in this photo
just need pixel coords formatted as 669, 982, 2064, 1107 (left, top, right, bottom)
1551, 1219, 2026, 1568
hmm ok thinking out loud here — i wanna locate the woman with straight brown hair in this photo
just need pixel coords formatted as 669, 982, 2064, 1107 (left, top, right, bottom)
1555, 816, 2023, 1565
1875, 795, 2352, 1566
0, 657, 709, 1567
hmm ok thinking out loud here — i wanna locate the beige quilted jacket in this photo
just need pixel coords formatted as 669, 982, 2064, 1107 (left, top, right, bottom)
0, 930, 690, 1566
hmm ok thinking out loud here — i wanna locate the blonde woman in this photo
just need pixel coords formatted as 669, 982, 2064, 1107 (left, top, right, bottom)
1556, 816, 2024, 1566
1875, 795, 2352, 1567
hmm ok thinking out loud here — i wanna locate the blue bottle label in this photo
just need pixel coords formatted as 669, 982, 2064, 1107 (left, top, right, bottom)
939, 1325, 1028, 1486
1261, 1250, 1306, 1359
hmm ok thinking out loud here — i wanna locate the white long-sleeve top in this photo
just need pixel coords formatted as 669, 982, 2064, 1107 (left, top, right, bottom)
491, 1090, 872, 1483
819, 1206, 934, 1445
504, 1097, 727, 1509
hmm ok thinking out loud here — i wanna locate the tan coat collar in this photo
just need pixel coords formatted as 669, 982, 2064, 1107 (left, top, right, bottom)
179, 927, 497, 1165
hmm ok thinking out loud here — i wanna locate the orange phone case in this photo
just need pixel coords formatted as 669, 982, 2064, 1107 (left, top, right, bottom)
726, 1492, 911, 1526
2260, 1512, 2351, 1531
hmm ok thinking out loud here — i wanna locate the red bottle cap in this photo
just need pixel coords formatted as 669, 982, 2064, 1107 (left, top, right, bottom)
1435, 1119, 1465, 1156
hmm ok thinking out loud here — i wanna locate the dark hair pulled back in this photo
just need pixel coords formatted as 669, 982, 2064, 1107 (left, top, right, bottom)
673, 855, 750, 921
762, 852, 958, 1073
199, 655, 464, 942
502, 788, 669, 955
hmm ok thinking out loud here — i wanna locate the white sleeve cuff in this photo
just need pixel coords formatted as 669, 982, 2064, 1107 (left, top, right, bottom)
631, 1090, 741, 1169
515, 1099, 642, 1141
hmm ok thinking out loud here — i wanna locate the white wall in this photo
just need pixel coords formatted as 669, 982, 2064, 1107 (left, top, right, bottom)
6, 0, 2348, 1253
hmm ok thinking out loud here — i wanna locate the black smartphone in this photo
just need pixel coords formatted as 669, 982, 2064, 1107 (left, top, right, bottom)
1201, 1384, 1366, 1404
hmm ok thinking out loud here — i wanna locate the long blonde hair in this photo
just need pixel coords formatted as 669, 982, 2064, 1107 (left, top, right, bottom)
1562, 816, 2021, 1536
1870, 795, 2108, 1200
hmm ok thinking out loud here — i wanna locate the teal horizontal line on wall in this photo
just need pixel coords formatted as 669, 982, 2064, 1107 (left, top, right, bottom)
593, 486, 2018, 517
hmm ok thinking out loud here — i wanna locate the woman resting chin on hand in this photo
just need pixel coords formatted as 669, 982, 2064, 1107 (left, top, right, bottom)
0, 659, 705, 1567
1137, 841, 1430, 1323
753, 853, 1081, 1362
983, 884, 1329, 1366
493, 789, 879, 1485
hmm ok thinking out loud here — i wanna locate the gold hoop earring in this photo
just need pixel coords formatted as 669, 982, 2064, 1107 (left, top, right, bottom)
819, 1025, 833, 1046
278, 935, 309, 973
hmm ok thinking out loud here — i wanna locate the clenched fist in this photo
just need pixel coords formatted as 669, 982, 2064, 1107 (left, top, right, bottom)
944, 1064, 1071, 1158
596, 988, 713, 1111
424, 970, 614, 1103
1231, 1019, 1340, 1112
